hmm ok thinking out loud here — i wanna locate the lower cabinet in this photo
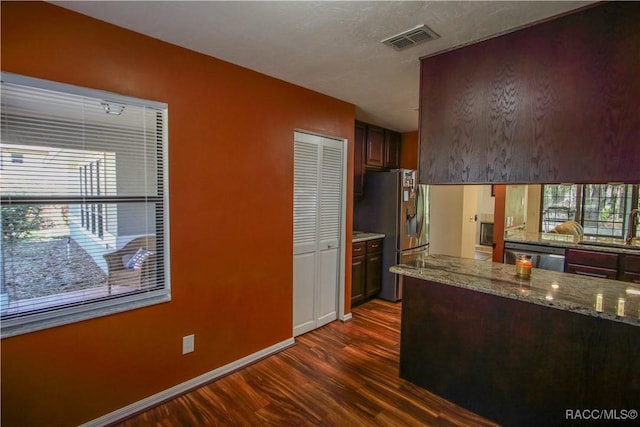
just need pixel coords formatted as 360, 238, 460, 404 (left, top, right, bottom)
620, 253, 640, 284
565, 249, 618, 280
351, 243, 366, 302
351, 239, 383, 306
565, 248, 640, 283
365, 239, 382, 297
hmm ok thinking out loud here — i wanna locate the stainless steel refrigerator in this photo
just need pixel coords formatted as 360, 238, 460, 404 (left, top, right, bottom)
354, 169, 429, 301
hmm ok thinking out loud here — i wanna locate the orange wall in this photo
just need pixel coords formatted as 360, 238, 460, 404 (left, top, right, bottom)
0, 2, 355, 426
400, 130, 419, 170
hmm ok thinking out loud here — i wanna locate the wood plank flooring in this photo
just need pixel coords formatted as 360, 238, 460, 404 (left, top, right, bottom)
115, 299, 499, 427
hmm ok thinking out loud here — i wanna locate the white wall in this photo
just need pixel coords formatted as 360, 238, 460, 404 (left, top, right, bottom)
526, 185, 542, 233
429, 185, 495, 259
505, 185, 527, 229
461, 186, 479, 259
429, 185, 464, 256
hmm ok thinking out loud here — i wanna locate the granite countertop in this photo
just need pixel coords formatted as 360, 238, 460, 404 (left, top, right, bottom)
352, 231, 385, 243
390, 254, 640, 327
504, 229, 640, 255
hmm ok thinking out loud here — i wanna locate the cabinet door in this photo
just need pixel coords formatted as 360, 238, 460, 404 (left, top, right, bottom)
565, 249, 618, 280
565, 249, 618, 269
354, 121, 366, 198
565, 264, 618, 280
620, 271, 640, 284
365, 251, 382, 297
351, 255, 366, 303
418, 2, 640, 184
619, 254, 640, 283
384, 130, 400, 169
365, 125, 385, 168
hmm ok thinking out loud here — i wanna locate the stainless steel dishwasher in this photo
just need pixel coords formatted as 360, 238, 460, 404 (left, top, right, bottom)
503, 242, 566, 272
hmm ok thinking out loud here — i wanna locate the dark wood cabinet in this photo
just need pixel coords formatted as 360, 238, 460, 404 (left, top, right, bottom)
354, 121, 403, 198
351, 238, 383, 305
354, 121, 366, 198
564, 248, 640, 283
565, 248, 619, 280
401, 275, 640, 427
365, 125, 385, 168
619, 254, 640, 284
384, 130, 400, 169
419, 2, 640, 184
365, 240, 382, 297
351, 242, 366, 302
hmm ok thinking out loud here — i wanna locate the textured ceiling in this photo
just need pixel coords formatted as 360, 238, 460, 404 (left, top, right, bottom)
51, 1, 595, 132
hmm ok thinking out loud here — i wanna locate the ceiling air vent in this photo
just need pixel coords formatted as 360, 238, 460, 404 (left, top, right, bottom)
382, 24, 439, 51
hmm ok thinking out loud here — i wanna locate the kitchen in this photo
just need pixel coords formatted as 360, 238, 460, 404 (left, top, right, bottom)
352, 1, 640, 425
1, 1, 639, 426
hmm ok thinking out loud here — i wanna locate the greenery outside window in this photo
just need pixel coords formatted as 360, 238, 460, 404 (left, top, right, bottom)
0, 72, 170, 337
542, 183, 639, 238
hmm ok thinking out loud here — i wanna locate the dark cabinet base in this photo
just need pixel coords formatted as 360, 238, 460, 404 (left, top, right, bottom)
400, 276, 640, 427
351, 239, 383, 306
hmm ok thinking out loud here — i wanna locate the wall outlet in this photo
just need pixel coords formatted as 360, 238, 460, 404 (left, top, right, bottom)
182, 334, 195, 355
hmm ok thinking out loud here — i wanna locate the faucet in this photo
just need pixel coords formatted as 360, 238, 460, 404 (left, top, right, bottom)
627, 209, 640, 244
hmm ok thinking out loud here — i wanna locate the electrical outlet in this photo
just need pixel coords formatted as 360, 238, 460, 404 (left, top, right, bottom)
182, 334, 195, 354
595, 294, 603, 312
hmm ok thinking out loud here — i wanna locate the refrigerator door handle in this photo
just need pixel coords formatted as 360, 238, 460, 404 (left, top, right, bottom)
415, 186, 424, 237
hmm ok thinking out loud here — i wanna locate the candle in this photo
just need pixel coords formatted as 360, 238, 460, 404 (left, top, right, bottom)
516, 254, 533, 278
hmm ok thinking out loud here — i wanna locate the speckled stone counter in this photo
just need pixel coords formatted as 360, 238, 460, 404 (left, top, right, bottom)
391, 254, 640, 326
352, 231, 385, 243
394, 254, 640, 426
504, 229, 640, 255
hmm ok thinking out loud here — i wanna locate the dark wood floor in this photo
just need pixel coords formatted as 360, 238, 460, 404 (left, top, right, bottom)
115, 299, 499, 426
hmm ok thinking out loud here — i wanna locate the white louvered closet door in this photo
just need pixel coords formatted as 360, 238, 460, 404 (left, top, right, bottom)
293, 132, 344, 337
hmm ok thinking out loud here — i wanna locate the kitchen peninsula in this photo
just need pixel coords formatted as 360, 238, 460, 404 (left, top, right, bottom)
391, 255, 640, 427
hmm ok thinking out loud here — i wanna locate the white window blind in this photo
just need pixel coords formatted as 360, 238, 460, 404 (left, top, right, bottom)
293, 139, 319, 249
0, 72, 170, 337
319, 143, 342, 243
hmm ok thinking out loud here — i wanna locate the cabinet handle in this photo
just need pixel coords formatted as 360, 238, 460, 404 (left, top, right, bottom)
354, 247, 362, 252
575, 270, 608, 279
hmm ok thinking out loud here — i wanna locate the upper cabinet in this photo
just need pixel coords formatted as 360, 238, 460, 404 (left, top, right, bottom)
384, 129, 400, 170
363, 123, 401, 170
419, 2, 640, 185
354, 121, 402, 197
354, 121, 366, 198
365, 124, 385, 168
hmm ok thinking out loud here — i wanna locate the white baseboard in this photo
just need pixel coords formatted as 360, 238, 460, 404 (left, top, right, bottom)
340, 312, 353, 322
80, 337, 295, 427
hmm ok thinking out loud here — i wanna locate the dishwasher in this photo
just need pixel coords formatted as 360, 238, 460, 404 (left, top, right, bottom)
503, 242, 566, 272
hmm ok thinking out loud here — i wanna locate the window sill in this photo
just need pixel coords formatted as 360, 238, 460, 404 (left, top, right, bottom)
1, 290, 171, 339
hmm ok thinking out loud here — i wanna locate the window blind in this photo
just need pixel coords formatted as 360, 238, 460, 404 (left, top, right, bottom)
0, 72, 170, 337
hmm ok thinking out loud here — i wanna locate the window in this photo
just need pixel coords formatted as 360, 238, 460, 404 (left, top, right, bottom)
0, 72, 170, 337
79, 159, 106, 238
582, 183, 628, 237
541, 183, 639, 238
542, 184, 577, 232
